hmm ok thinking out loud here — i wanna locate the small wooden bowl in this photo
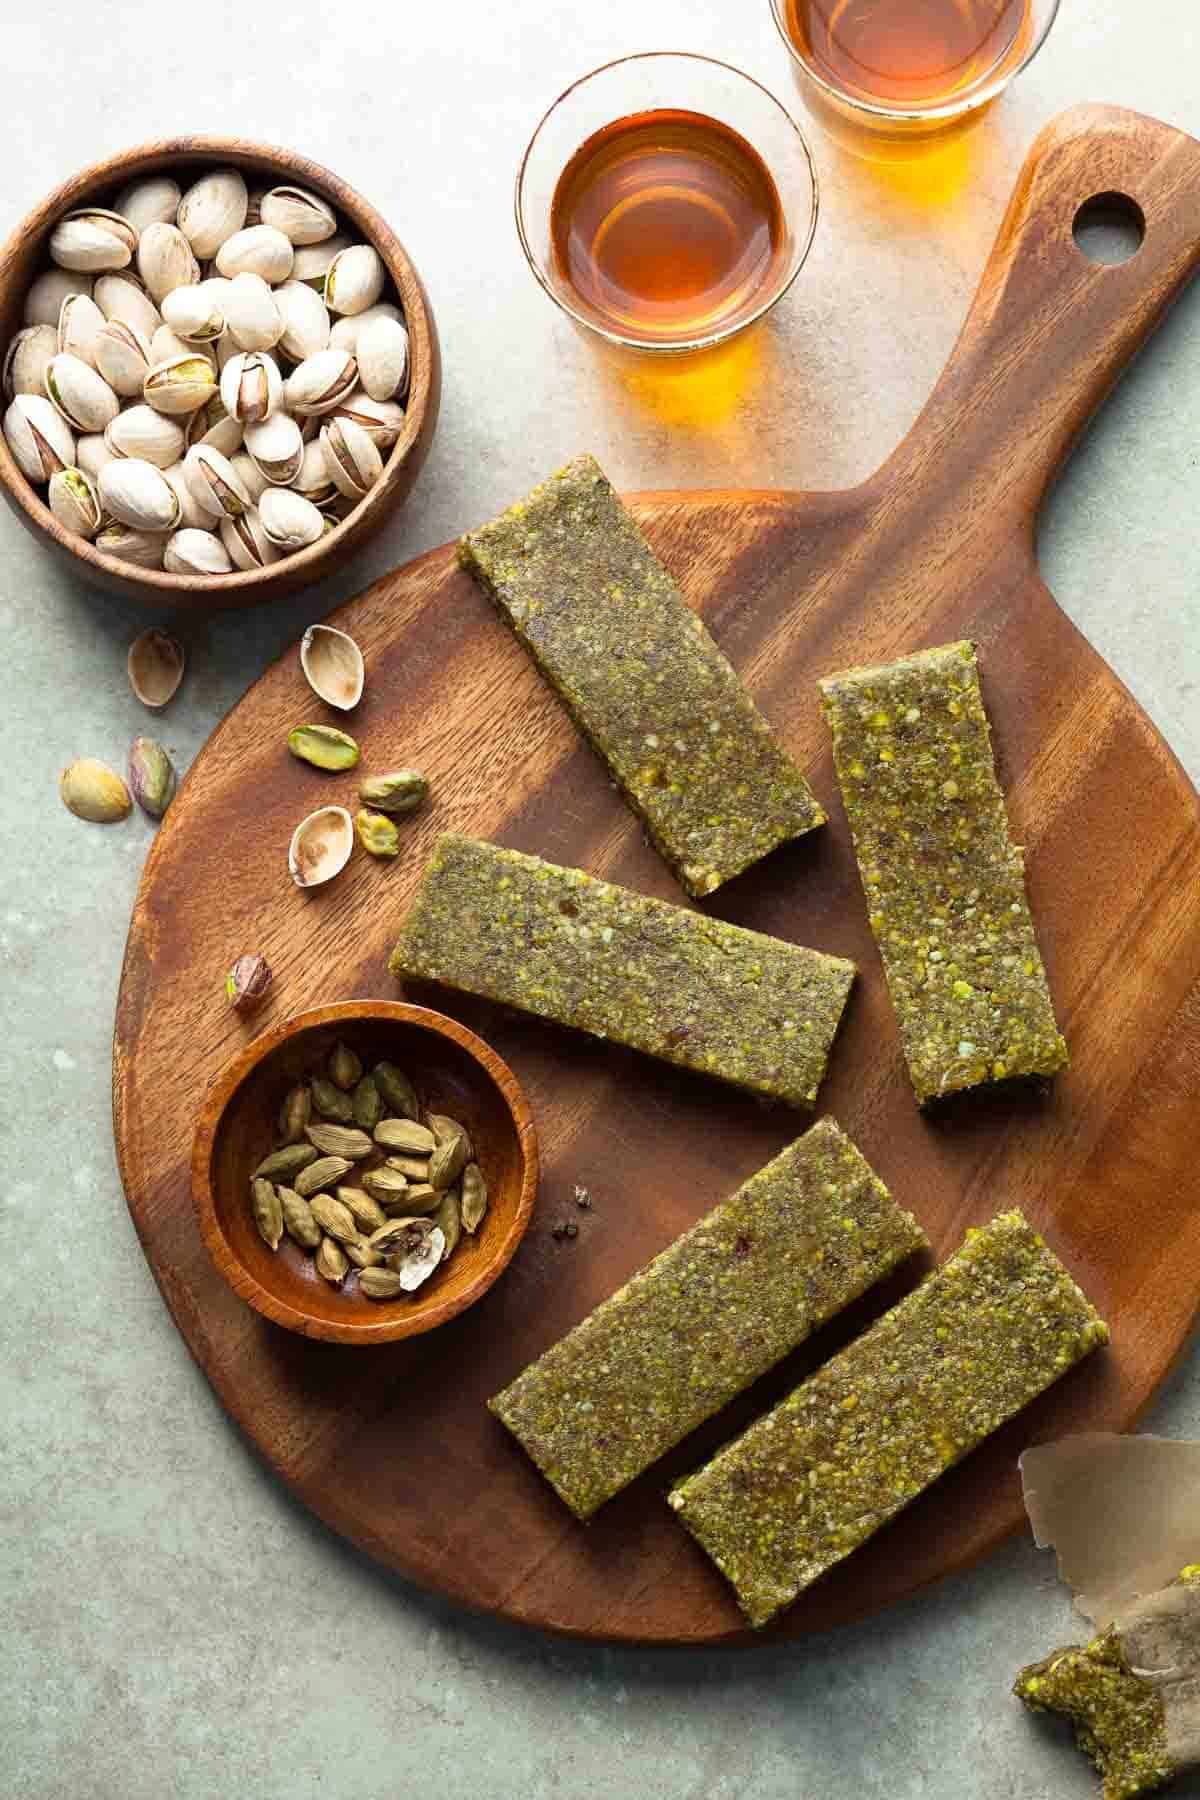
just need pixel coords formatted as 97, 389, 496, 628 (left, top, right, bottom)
0, 137, 441, 608
191, 1002, 538, 1343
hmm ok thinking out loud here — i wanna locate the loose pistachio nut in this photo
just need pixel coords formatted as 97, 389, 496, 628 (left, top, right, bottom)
105, 402, 185, 468
113, 176, 182, 234
176, 168, 248, 258
4, 325, 58, 401
137, 221, 201, 303
128, 734, 177, 817
274, 281, 330, 361
356, 809, 399, 858
259, 486, 324, 549
324, 244, 385, 316
215, 223, 293, 284
60, 756, 131, 822
144, 354, 218, 416
220, 350, 281, 424
57, 292, 107, 370
222, 272, 283, 352
98, 457, 181, 532
183, 442, 251, 520
51, 209, 137, 273
260, 184, 337, 245
287, 723, 360, 771
355, 315, 409, 403
93, 319, 153, 397
243, 411, 303, 485
220, 506, 281, 571
25, 269, 93, 328
358, 768, 427, 815
319, 414, 381, 501
47, 466, 101, 538
160, 284, 226, 344
3, 393, 75, 482
225, 951, 272, 1010
45, 353, 120, 433
163, 526, 233, 575
284, 347, 357, 416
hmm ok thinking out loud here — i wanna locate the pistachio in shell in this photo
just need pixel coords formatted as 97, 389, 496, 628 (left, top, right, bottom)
59, 757, 131, 823
287, 723, 359, 772
358, 768, 427, 816
356, 809, 398, 858
128, 735, 177, 819
225, 952, 272, 1011
299, 623, 363, 711
288, 805, 353, 889
127, 627, 185, 710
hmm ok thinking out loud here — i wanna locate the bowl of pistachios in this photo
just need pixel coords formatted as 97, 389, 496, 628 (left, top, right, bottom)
0, 137, 440, 604
192, 1001, 539, 1343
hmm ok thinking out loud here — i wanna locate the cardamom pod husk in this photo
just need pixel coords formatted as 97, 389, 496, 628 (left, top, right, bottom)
460, 1163, 488, 1233
374, 1117, 436, 1155
336, 1185, 387, 1234
251, 1176, 282, 1249
351, 1074, 383, 1131
308, 1192, 359, 1243
328, 1040, 362, 1090
310, 1077, 354, 1123
432, 1187, 461, 1262
287, 722, 360, 771
279, 1186, 321, 1249
304, 1122, 373, 1160
277, 1083, 312, 1144
294, 1155, 353, 1197
373, 1062, 418, 1119
254, 1142, 318, 1181
315, 1234, 348, 1283
358, 767, 427, 815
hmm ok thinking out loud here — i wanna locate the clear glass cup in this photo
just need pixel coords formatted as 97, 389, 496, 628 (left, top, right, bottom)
516, 51, 819, 354
769, 0, 1061, 160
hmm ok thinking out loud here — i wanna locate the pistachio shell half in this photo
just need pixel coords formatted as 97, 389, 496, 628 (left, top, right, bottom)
300, 623, 364, 711
288, 804, 353, 888
127, 627, 185, 708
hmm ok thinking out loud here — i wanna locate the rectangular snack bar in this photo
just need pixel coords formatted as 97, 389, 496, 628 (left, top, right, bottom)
459, 454, 825, 898
818, 641, 1068, 1104
489, 1119, 927, 1520
390, 835, 856, 1109
669, 1210, 1107, 1628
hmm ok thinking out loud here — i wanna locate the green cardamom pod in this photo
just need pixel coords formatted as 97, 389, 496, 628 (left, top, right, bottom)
426, 1113, 472, 1156
254, 1142, 318, 1181
359, 1265, 404, 1299
279, 1186, 321, 1249
373, 1062, 419, 1119
310, 1077, 354, 1123
428, 1131, 469, 1192
336, 1185, 387, 1234
304, 1122, 374, 1159
315, 1234, 348, 1283
277, 1083, 312, 1145
328, 1040, 362, 1090
351, 1074, 383, 1131
287, 723, 360, 771
355, 808, 399, 858
460, 1163, 488, 1234
309, 1192, 359, 1243
374, 1118, 436, 1155
358, 767, 427, 815
343, 1236, 381, 1271
294, 1155, 354, 1197
251, 1177, 283, 1250
432, 1187, 461, 1262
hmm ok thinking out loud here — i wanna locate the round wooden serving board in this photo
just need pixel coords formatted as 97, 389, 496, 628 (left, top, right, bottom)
115, 107, 1200, 1645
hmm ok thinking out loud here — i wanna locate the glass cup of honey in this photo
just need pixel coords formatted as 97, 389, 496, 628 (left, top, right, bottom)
770, 0, 1061, 158
516, 52, 819, 354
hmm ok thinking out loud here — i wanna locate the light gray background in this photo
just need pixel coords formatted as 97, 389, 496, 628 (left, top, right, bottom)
3, 2, 1198, 1796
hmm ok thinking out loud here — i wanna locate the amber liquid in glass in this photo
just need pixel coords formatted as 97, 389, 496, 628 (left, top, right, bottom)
784, 0, 1026, 106
550, 109, 786, 345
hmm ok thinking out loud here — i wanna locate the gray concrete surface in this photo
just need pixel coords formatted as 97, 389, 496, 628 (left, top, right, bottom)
3, 2, 1199, 1795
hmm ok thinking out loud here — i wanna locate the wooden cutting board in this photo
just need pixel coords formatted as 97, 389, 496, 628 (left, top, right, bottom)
114, 105, 1200, 1645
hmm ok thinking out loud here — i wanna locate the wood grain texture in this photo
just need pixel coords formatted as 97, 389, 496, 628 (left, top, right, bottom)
0, 136, 440, 606
114, 105, 1200, 1644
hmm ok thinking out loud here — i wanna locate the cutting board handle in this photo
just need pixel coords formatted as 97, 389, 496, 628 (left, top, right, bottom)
880, 104, 1200, 526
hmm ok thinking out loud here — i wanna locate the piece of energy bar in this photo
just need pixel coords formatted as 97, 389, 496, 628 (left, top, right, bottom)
818, 641, 1068, 1105
669, 1211, 1107, 1629
390, 835, 856, 1109
458, 454, 825, 898
489, 1119, 927, 1521
1014, 1568, 1200, 1800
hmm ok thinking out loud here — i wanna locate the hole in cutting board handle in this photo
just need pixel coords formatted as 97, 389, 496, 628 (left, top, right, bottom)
1073, 192, 1146, 265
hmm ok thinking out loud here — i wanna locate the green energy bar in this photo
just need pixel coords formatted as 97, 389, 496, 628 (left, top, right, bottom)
669, 1211, 1107, 1629
458, 454, 825, 897
390, 836, 856, 1109
489, 1119, 926, 1520
818, 641, 1068, 1104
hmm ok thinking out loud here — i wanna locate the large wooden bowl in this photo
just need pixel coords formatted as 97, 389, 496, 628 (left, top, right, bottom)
0, 136, 441, 607
191, 1002, 539, 1343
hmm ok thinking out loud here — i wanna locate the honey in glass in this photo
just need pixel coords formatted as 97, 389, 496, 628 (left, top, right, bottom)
783, 0, 1025, 107
549, 109, 787, 347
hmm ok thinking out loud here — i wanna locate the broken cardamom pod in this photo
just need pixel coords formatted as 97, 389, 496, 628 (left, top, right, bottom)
351, 1074, 383, 1131
311, 1076, 354, 1122
336, 1185, 387, 1234
304, 1122, 373, 1159
128, 735, 177, 819
355, 808, 399, 858
358, 768, 428, 816
315, 1234, 349, 1284
428, 1130, 470, 1192
287, 723, 360, 772
59, 757, 131, 823
293, 1154, 353, 1197
373, 1062, 418, 1119
254, 1142, 318, 1181
277, 1083, 312, 1144
225, 952, 272, 1011
359, 1266, 405, 1300
308, 1192, 360, 1244
374, 1118, 436, 1155
372, 1216, 444, 1290
328, 1040, 362, 1090
432, 1187, 462, 1262
251, 1177, 283, 1250
279, 1186, 321, 1249
460, 1163, 488, 1233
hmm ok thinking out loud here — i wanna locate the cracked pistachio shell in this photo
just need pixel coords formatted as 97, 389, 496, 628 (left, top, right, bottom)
176, 168, 248, 258
113, 175, 181, 234
330, 388, 404, 451
185, 394, 242, 457
215, 223, 293, 283
284, 347, 357, 417
229, 449, 268, 503
76, 432, 116, 483
288, 723, 359, 771
60, 756, 131, 822
328, 302, 403, 355
259, 486, 324, 549
292, 234, 350, 291
95, 523, 165, 568
144, 354, 218, 416
288, 804, 353, 888
4, 324, 58, 400
127, 627, 184, 708
99, 457, 181, 532
51, 209, 137, 273
356, 315, 409, 403
225, 951, 272, 1010
219, 349, 281, 424
358, 768, 427, 815
324, 244, 385, 317
45, 353, 119, 432
137, 222, 201, 303
128, 734, 177, 816
293, 438, 336, 509
161, 284, 226, 344
57, 292, 106, 370
274, 281, 330, 362
3, 393, 75, 482
243, 411, 303, 485
319, 414, 381, 501
219, 506, 281, 571
47, 466, 101, 538
25, 269, 92, 328
93, 271, 162, 339
183, 442, 251, 520
356, 809, 399, 858
223, 271, 282, 352
300, 623, 363, 709
105, 402, 184, 468
260, 185, 337, 246
93, 318, 153, 397
163, 525, 233, 575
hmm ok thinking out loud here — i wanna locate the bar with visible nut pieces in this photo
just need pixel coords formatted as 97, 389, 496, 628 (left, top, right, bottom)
390, 835, 856, 1109
668, 1211, 1107, 1628
458, 454, 825, 897
818, 641, 1068, 1104
489, 1118, 927, 1520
